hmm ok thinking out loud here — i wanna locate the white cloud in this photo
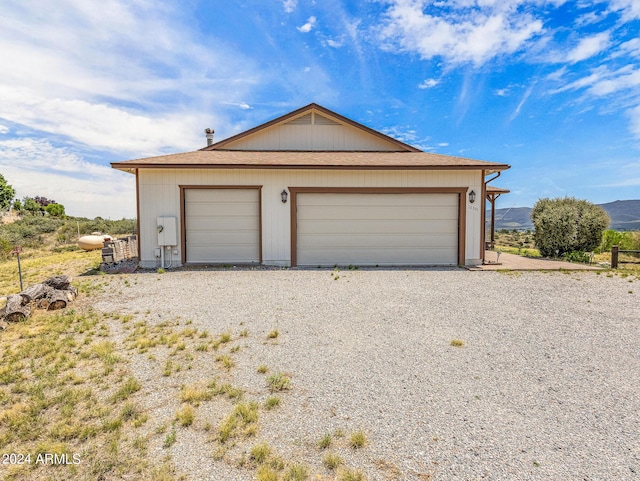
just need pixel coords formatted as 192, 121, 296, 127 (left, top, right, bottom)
510, 84, 535, 120
222, 102, 252, 110
0, 0, 260, 155
0, 138, 135, 218
574, 10, 606, 26
588, 68, 640, 95
618, 38, 640, 58
546, 66, 567, 81
553, 65, 640, 97
0, 85, 207, 155
566, 31, 610, 63
418, 78, 439, 89
326, 39, 344, 48
378, 1, 546, 66
494, 88, 510, 96
0, 125, 8, 134
283, 0, 297, 13
608, 0, 640, 20
627, 104, 640, 137
381, 125, 425, 146
297, 16, 317, 33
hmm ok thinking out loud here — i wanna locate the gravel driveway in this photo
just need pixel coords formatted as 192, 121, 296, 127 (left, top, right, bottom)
94, 268, 639, 481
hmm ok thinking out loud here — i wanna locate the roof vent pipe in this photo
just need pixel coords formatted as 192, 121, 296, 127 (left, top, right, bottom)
204, 128, 215, 146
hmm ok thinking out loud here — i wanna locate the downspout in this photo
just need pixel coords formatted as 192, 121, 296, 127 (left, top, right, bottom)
485, 171, 501, 186
135, 169, 141, 266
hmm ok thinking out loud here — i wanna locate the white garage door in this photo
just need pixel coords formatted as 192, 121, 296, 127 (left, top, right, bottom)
185, 188, 260, 263
296, 193, 458, 266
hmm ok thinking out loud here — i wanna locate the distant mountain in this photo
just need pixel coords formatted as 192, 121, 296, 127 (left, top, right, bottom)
490, 200, 640, 231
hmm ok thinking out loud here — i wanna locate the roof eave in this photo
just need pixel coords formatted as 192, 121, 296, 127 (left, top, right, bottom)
111, 162, 511, 171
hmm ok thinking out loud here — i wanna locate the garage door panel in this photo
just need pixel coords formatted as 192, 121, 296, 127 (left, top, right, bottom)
186, 202, 258, 218
298, 233, 458, 248
301, 247, 458, 266
296, 192, 458, 266
188, 231, 259, 245
185, 188, 260, 263
188, 245, 258, 263
188, 189, 255, 203
186, 216, 258, 231
298, 219, 458, 235
298, 193, 457, 207
299, 205, 458, 221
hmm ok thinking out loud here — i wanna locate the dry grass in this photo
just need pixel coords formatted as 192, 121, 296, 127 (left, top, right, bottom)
0, 249, 101, 294
0, 308, 175, 481
0, 250, 381, 481
266, 372, 291, 392
349, 430, 367, 449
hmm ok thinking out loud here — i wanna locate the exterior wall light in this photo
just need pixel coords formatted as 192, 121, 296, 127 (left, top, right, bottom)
281, 190, 288, 203
469, 190, 476, 204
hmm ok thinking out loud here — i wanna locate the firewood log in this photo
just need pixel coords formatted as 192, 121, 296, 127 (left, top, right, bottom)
19, 283, 51, 303
43, 275, 72, 291
3, 295, 31, 322
46, 290, 68, 310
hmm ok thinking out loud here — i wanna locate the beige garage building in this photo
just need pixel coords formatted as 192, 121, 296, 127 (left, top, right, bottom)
112, 104, 510, 268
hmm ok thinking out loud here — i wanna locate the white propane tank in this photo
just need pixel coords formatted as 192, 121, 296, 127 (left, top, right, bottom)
78, 234, 112, 251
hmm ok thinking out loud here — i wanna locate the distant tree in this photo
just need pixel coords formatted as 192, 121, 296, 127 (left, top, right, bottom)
45, 203, 65, 217
34, 196, 55, 207
12, 198, 22, 212
23, 197, 42, 215
531, 197, 610, 257
0, 174, 15, 210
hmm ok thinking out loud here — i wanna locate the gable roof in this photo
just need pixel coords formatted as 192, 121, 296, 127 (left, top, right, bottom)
111, 103, 511, 174
202, 103, 421, 152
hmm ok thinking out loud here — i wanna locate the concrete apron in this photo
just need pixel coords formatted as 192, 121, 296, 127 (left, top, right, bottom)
470, 251, 602, 271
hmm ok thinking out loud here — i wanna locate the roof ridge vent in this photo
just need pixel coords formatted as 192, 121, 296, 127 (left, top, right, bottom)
285, 113, 312, 125
314, 113, 340, 125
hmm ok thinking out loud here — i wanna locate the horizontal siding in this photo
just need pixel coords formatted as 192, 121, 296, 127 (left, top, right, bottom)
138, 168, 483, 266
226, 123, 401, 151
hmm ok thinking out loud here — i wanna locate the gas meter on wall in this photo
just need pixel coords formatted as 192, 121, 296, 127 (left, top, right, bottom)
157, 217, 177, 246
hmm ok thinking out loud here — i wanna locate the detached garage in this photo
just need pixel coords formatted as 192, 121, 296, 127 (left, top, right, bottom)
112, 103, 510, 268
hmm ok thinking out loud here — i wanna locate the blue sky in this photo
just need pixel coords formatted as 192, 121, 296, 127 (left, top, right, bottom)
0, 0, 639, 218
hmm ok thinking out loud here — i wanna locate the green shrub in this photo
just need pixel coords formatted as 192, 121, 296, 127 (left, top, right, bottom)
531, 197, 609, 257
562, 251, 592, 263
599, 230, 639, 252
0, 216, 137, 258
45, 203, 66, 217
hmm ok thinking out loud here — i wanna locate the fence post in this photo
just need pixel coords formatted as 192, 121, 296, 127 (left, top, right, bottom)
611, 245, 618, 269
